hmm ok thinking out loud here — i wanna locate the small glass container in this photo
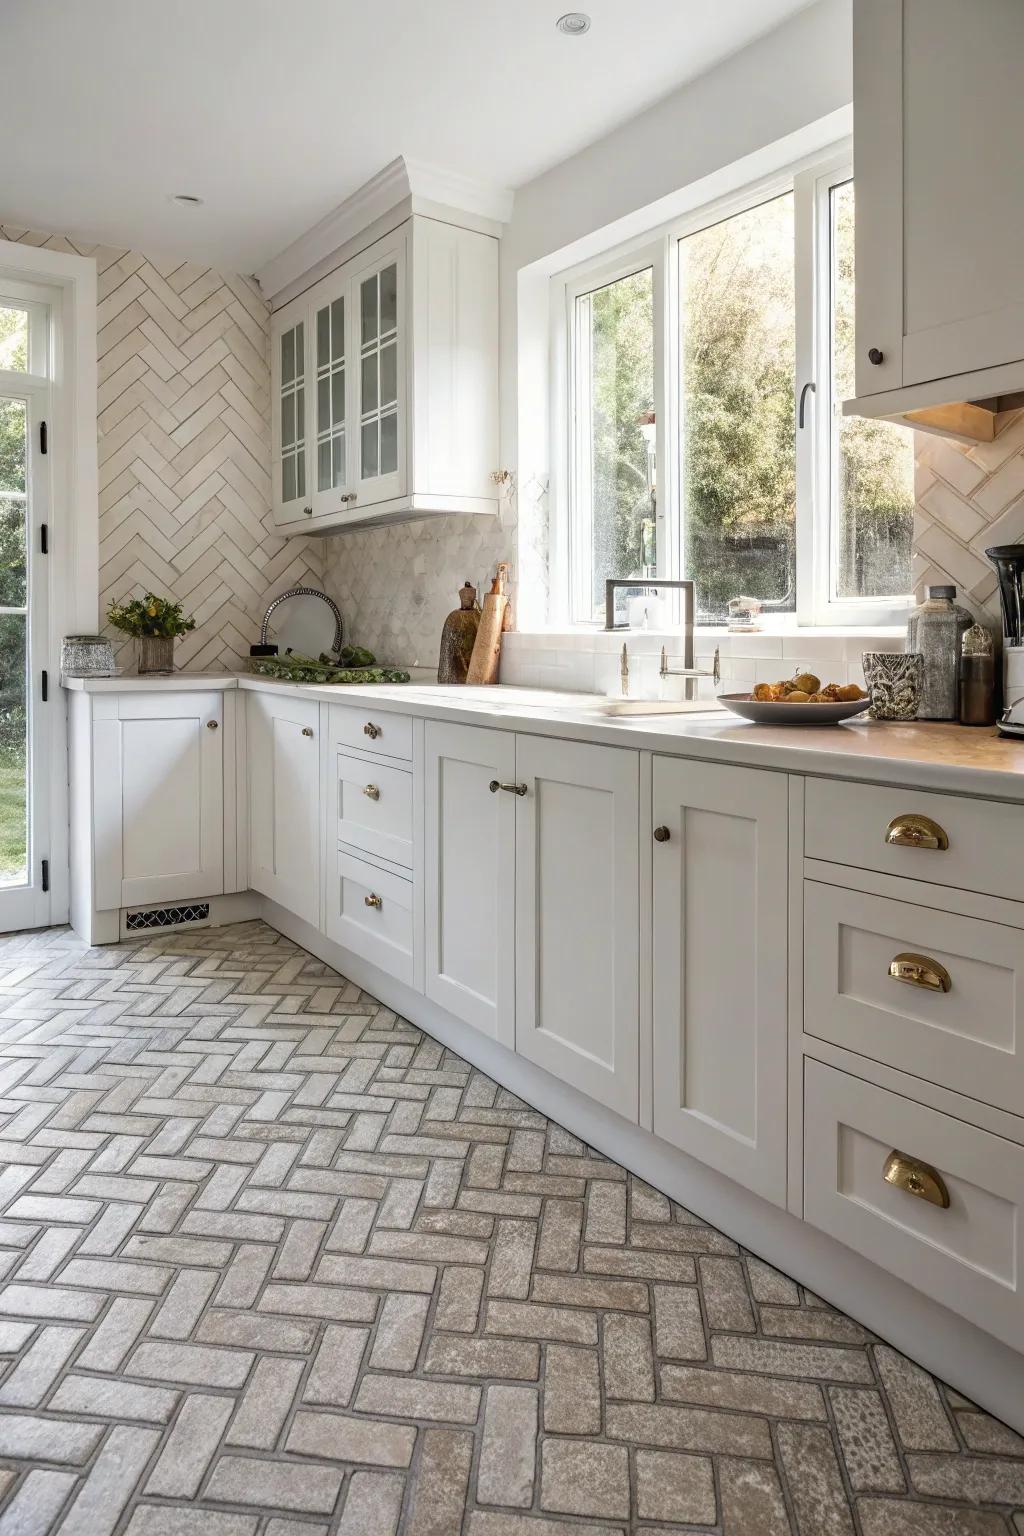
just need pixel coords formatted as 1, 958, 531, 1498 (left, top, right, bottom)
959, 624, 996, 727
60, 634, 116, 677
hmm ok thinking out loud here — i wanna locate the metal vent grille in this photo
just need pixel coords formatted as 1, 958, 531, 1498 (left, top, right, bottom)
125, 903, 211, 932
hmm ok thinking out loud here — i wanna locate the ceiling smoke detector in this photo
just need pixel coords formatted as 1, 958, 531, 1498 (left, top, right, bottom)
556, 12, 591, 36
170, 193, 204, 207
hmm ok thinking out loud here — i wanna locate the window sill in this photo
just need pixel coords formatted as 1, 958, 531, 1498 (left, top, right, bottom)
506, 623, 905, 649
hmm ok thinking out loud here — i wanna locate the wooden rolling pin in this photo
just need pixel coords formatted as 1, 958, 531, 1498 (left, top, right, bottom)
467, 562, 512, 685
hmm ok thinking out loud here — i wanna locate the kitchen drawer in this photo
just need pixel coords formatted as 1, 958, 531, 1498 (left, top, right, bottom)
336, 752, 413, 868
804, 778, 1024, 903
805, 882, 1024, 1115
329, 703, 413, 762
804, 1060, 1024, 1352
326, 848, 414, 986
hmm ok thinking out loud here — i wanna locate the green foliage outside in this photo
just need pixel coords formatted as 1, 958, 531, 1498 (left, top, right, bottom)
0, 306, 29, 883
587, 184, 914, 624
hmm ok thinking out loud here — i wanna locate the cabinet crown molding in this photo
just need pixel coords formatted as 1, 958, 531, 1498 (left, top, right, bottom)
258, 154, 513, 302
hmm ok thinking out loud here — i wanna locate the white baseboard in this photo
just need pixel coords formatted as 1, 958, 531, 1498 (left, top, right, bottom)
262, 894, 1024, 1436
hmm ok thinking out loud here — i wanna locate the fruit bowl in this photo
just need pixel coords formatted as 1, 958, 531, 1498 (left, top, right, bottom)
719, 693, 871, 725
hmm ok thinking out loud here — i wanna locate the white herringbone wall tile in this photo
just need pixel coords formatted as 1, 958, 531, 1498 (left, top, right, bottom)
913, 409, 1024, 625
0, 223, 325, 670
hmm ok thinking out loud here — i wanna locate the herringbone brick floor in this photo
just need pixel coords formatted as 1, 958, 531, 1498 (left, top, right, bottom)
0, 921, 1021, 1535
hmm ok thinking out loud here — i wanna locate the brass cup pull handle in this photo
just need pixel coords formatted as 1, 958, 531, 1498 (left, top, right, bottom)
301, 727, 314, 738
364, 893, 382, 909
884, 813, 949, 851
489, 780, 528, 796
888, 951, 952, 993
364, 722, 381, 740
206, 720, 219, 730
363, 784, 380, 801
882, 1150, 950, 1209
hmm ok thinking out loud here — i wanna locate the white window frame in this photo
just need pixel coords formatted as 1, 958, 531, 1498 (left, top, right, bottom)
552, 138, 914, 631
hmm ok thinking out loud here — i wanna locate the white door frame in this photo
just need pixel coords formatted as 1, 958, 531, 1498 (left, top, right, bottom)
0, 240, 98, 930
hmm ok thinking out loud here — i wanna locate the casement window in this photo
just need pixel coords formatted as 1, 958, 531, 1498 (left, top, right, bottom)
558, 147, 915, 628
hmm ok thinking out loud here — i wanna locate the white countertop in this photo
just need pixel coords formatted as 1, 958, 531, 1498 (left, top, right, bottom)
63, 671, 1024, 801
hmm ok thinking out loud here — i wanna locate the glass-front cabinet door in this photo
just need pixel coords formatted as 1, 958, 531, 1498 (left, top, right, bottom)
352, 239, 405, 507
272, 316, 310, 525
311, 290, 350, 517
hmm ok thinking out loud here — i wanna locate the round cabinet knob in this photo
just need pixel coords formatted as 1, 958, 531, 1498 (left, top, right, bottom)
364, 893, 382, 910
867, 347, 884, 366
206, 720, 219, 730
364, 722, 380, 739
363, 784, 380, 801
653, 825, 671, 843
303, 505, 313, 515
301, 727, 314, 738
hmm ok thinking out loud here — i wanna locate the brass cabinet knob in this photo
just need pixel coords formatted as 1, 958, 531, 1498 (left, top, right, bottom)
363, 784, 380, 801
888, 951, 952, 993
206, 720, 219, 730
489, 780, 527, 796
364, 722, 381, 739
884, 813, 949, 851
653, 826, 671, 842
301, 727, 314, 738
364, 893, 382, 909
882, 1150, 950, 1208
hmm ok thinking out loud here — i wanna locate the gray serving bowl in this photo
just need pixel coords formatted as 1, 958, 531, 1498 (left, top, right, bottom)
719, 692, 871, 725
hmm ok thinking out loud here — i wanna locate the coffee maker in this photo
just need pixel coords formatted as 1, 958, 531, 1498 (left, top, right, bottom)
986, 545, 1024, 737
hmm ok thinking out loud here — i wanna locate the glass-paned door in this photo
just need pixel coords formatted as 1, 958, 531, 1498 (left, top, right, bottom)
313, 293, 349, 514
277, 319, 307, 517
354, 247, 404, 505
0, 294, 51, 931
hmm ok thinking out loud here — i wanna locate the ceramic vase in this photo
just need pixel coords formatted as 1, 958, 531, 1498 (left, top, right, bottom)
863, 652, 922, 720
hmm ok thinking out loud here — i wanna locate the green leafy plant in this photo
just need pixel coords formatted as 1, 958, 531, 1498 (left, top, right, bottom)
106, 593, 196, 639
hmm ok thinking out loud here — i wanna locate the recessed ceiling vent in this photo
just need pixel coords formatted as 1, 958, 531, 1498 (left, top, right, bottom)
556, 12, 591, 35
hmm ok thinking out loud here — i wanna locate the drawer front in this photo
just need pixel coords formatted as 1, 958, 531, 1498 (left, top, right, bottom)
326, 848, 414, 986
804, 1060, 1024, 1351
804, 778, 1023, 902
336, 753, 413, 868
805, 882, 1024, 1114
330, 703, 413, 762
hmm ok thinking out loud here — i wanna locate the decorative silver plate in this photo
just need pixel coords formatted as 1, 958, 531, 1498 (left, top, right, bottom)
260, 587, 343, 657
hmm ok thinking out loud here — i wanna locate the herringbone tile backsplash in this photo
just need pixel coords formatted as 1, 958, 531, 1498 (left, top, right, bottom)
0, 225, 324, 671
913, 409, 1024, 626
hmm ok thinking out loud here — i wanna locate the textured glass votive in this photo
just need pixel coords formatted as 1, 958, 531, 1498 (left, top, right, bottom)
862, 652, 923, 720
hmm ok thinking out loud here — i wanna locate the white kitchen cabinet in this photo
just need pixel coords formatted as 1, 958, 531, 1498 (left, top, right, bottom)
652, 756, 789, 1206
247, 691, 321, 926
92, 690, 225, 910
852, 0, 1024, 402
271, 215, 498, 533
514, 735, 640, 1121
423, 720, 515, 1043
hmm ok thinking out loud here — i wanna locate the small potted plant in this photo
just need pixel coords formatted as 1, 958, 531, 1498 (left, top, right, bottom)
106, 593, 196, 674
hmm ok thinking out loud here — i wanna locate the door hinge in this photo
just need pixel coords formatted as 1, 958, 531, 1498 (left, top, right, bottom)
41, 669, 48, 702
39, 421, 48, 455
41, 859, 49, 893
40, 524, 48, 555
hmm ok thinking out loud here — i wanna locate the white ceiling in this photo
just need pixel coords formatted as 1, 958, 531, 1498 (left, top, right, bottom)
0, 0, 815, 274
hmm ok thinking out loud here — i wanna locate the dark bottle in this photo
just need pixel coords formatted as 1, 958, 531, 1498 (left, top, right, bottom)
438, 581, 480, 684
959, 623, 996, 727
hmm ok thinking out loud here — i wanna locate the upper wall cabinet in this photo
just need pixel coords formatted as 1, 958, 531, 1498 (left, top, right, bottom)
271, 215, 499, 534
851, 0, 1024, 426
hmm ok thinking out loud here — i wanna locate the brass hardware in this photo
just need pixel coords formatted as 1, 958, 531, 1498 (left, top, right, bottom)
882, 1150, 950, 1209
340, 492, 358, 504
889, 951, 952, 993
364, 722, 381, 740
488, 780, 528, 796
364, 893, 382, 909
884, 813, 949, 852
206, 720, 219, 730
363, 784, 380, 801
653, 825, 671, 843
301, 727, 314, 738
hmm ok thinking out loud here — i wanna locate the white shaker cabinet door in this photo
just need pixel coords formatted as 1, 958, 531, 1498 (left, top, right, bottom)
652, 756, 789, 1206
423, 720, 515, 1044
98, 691, 224, 910
247, 691, 321, 927
514, 735, 640, 1122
